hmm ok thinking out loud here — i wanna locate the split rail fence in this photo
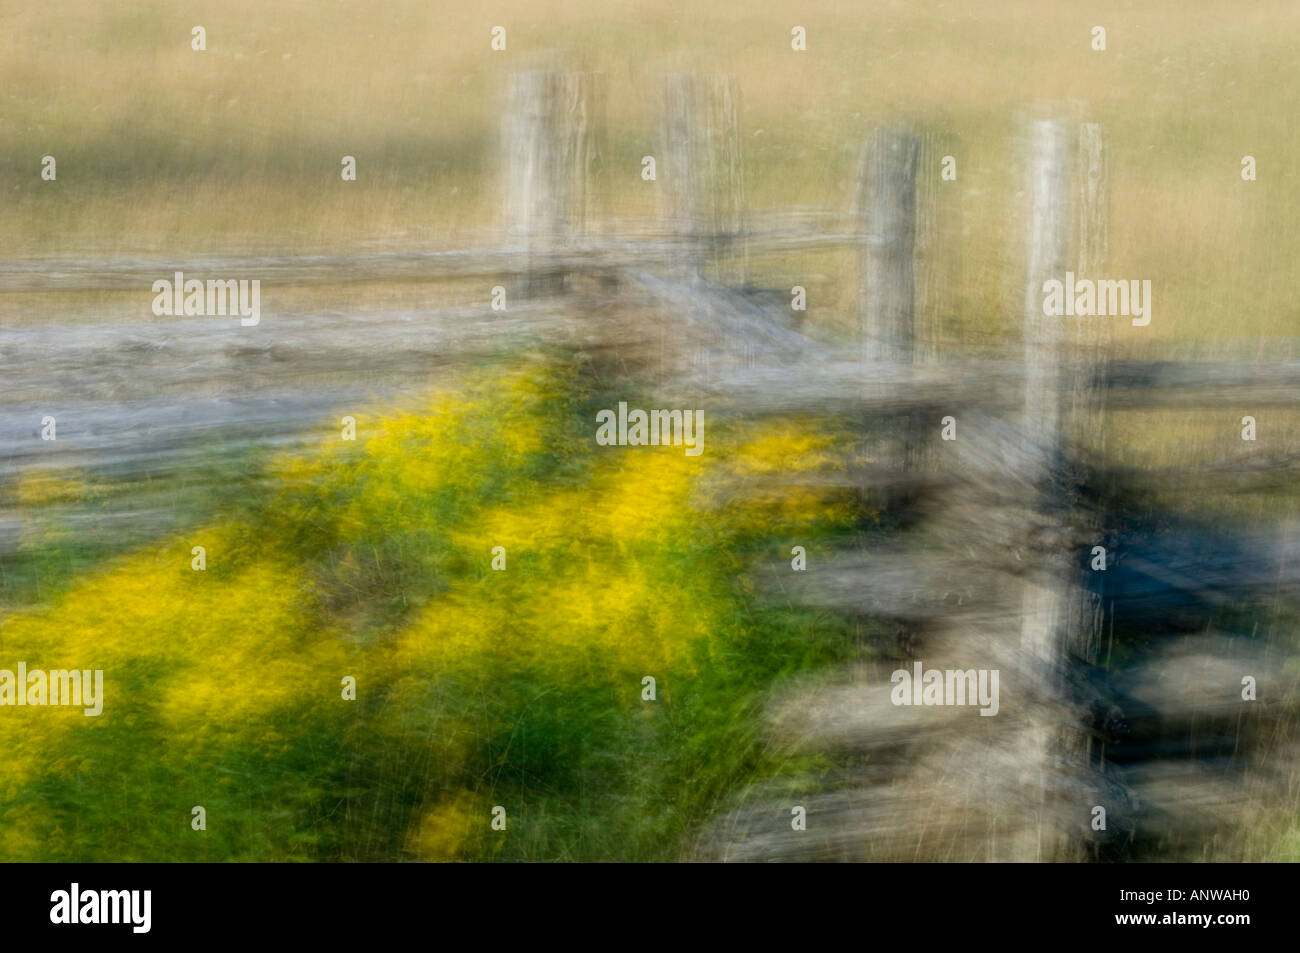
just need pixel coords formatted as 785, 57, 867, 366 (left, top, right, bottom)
3, 70, 1297, 861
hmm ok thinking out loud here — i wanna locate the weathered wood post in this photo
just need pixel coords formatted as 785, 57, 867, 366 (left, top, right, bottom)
503, 70, 605, 296
860, 129, 920, 368
914, 132, 963, 365
1065, 122, 1111, 692
656, 72, 748, 379
1016, 116, 1110, 861
658, 73, 747, 284
859, 129, 961, 366
1068, 123, 1112, 484
858, 127, 927, 512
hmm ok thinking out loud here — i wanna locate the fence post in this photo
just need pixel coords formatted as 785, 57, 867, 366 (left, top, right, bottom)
1016, 116, 1110, 861
914, 131, 963, 365
857, 128, 927, 515
1068, 123, 1112, 478
860, 128, 920, 368
658, 73, 746, 284
656, 73, 747, 381
504, 70, 605, 296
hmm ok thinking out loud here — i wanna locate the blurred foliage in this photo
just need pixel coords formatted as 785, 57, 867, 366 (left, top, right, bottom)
0, 357, 866, 861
